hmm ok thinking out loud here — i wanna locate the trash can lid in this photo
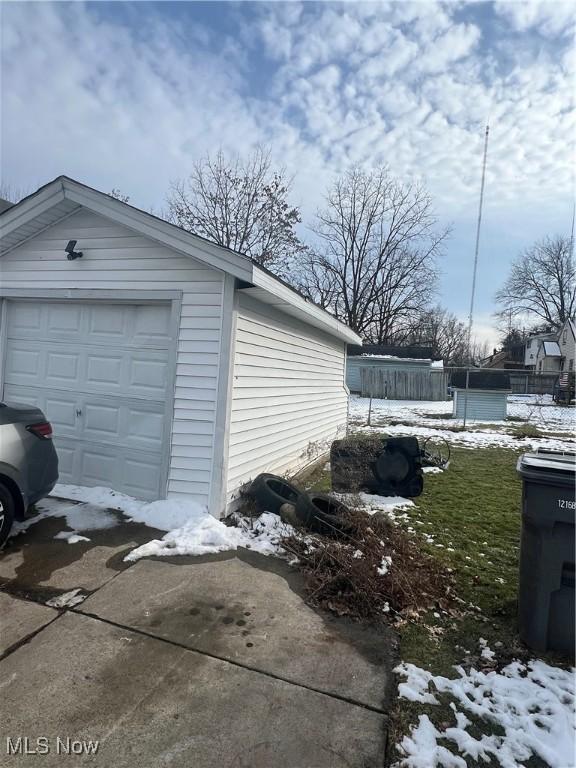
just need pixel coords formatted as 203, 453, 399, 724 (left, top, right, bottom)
517, 450, 576, 482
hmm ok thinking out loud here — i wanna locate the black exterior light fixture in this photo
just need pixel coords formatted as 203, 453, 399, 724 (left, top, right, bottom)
64, 240, 83, 261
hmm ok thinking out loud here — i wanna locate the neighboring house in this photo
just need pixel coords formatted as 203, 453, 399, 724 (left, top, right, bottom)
557, 318, 576, 373
451, 371, 511, 421
482, 345, 526, 370
524, 322, 575, 373
0, 177, 361, 517
524, 332, 560, 372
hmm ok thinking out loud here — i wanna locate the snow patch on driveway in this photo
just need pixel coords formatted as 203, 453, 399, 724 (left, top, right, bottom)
46, 589, 87, 608
394, 654, 576, 768
53, 531, 91, 544
10, 495, 118, 540
52, 484, 203, 531
50, 484, 293, 561
124, 510, 293, 562
23, 484, 295, 561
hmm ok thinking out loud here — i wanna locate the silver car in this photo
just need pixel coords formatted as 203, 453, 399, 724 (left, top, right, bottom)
0, 402, 59, 546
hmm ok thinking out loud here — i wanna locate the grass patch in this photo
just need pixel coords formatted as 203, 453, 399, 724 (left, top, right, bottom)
509, 423, 543, 439
303, 444, 572, 767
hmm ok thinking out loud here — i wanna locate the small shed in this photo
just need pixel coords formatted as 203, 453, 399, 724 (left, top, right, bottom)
346, 355, 433, 393
451, 371, 511, 421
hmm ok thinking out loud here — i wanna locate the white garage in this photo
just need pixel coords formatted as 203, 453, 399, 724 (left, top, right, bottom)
0, 177, 360, 517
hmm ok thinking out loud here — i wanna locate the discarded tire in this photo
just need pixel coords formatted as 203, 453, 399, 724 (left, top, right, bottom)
295, 493, 354, 536
249, 473, 302, 514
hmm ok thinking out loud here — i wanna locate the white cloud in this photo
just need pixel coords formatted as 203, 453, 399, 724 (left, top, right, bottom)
1, 0, 573, 328
494, 0, 575, 37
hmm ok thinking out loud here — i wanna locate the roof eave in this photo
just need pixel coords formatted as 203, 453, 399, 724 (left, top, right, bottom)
0, 179, 66, 235
251, 266, 362, 345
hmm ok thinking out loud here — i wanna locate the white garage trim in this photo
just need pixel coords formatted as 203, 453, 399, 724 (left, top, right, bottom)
208, 274, 237, 515
0, 289, 182, 499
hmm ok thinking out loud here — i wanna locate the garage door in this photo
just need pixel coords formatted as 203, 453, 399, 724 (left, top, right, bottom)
3, 300, 174, 500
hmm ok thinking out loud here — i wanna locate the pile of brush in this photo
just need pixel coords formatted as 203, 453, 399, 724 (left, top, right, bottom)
281, 504, 454, 624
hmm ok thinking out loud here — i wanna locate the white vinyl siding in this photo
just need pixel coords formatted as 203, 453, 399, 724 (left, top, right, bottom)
226, 294, 348, 499
0, 208, 224, 507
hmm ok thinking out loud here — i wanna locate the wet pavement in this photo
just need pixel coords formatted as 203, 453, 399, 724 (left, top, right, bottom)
0, 497, 397, 767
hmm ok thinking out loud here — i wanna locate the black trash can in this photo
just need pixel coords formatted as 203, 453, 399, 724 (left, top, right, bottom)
517, 450, 575, 654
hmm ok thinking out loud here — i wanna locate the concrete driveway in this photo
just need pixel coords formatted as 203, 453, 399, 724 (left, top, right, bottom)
0, 498, 397, 768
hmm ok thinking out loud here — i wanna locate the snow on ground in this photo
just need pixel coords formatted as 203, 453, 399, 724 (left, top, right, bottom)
349, 395, 575, 451
337, 492, 414, 520
51, 484, 293, 560
52, 484, 205, 531
395, 651, 576, 768
9, 495, 119, 540
53, 531, 91, 544
125, 510, 294, 562
12, 484, 292, 560
46, 589, 87, 608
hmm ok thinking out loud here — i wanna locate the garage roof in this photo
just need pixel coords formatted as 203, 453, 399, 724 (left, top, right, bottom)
0, 176, 361, 345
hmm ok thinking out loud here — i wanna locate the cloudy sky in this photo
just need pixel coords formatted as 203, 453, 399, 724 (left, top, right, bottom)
1, 1, 574, 345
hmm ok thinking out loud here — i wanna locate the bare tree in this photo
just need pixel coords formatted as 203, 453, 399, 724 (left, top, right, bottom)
166, 147, 304, 276
405, 305, 469, 364
495, 235, 575, 329
298, 166, 448, 341
0, 183, 33, 204
468, 337, 491, 366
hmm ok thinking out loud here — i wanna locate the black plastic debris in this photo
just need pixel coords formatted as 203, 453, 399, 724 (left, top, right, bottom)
330, 436, 424, 497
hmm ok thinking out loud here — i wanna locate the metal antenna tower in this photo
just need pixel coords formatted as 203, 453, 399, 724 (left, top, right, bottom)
467, 124, 490, 357
462, 124, 490, 428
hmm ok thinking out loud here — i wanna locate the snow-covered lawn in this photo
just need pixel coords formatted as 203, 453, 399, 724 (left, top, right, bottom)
348, 394, 575, 451
395, 650, 575, 768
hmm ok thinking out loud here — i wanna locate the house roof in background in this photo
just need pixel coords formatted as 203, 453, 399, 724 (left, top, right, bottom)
0, 175, 361, 345
528, 332, 557, 342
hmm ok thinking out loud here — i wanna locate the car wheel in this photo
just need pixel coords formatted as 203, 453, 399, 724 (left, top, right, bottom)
249, 473, 303, 514
0, 483, 15, 549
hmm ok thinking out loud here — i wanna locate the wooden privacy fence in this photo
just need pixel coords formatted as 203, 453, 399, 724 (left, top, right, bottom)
360, 367, 448, 401
507, 372, 557, 395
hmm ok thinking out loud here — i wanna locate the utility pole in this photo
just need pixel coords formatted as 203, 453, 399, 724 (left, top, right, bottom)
463, 124, 490, 428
